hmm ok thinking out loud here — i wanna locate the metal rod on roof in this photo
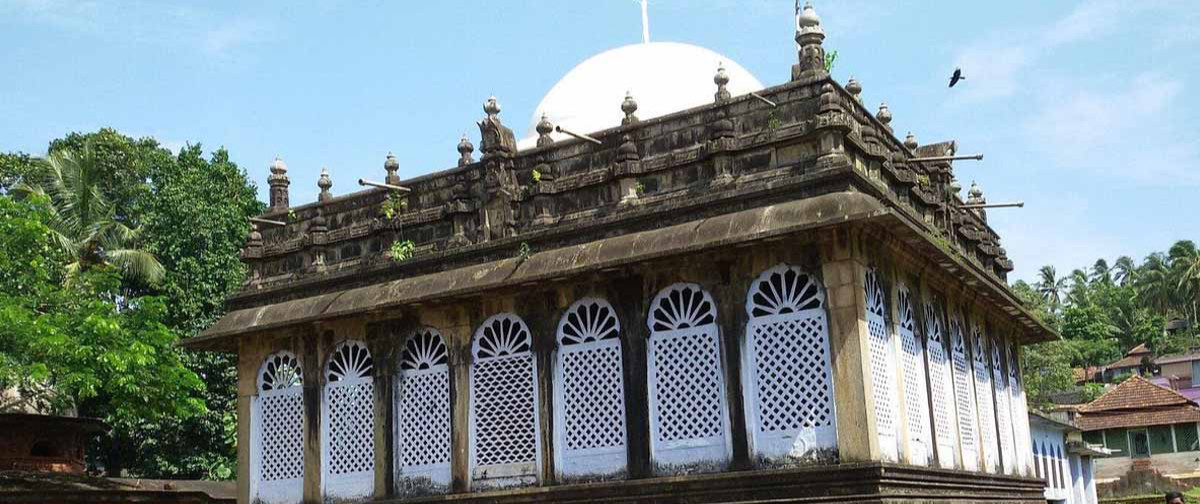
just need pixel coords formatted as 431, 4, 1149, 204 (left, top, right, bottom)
250, 217, 287, 227
555, 125, 603, 145
358, 179, 412, 193
961, 201, 1024, 209
909, 154, 984, 162
748, 92, 777, 108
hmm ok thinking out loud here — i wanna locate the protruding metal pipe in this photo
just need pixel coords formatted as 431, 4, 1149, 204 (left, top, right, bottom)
250, 217, 287, 227
961, 201, 1024, 209
909, 154, 984, 162
554, 125, 603, 145
358, 179, 412, 193
748, 92, 777, 108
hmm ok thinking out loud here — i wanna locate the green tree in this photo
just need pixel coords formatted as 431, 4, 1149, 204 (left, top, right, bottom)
1113, 255, 1136, 287
1021, 340, 1079, 408
1037, 265, 1068, 311
1059, 303, 1121, 365
13, 144, 164, 285
0, 152, 43, 193
1137, 252, 1175, 316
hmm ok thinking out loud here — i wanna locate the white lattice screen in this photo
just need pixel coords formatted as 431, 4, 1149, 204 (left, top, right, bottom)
864, 268, 899, 462
647, 283, 731, 472
254, 351, 305, 503
395, 328, 452, 494
923, 299, 959, 469
1008, 341, 1034, 476
989, 337, 1015, 475
896, 283, 932, 466
321, 340, 375, 500
742, 265, 837, 464
970, 322, 999, 473
553, 298, 628, 479
948, 314, 980, 471
470, 314, 541, 487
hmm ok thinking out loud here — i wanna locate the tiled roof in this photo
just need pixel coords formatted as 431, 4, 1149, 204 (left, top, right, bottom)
1154, 352, 1200, 365
1076, 405, 1200, 431
1078, 375, 1195, 413
1106, 344, 1153, 369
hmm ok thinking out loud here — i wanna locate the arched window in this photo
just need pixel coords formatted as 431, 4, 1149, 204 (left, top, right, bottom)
896, 282, 932, 466
741, 265, 836, 465
970, 322, 999, 473
646, 283, 731, 473
395, 328, 452, 495
553, 298, 627, 480
948, 312, 979, 471
864, 267, 899, 462
989, 336, 1014, 475
252, 351, 304, 503
924, 298, 959, 469
469, 313, 541, 488
321, 340, 375, 500
1008, 341, 1033, 476
1032, 441, 1041, 480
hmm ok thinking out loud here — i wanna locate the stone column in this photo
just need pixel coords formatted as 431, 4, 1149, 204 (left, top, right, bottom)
368, 317, 416, 498
819, 226, 882, 462
301, 327, 325, 504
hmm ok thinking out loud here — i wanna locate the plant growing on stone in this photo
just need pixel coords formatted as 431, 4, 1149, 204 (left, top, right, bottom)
390, 239, 415, 262
634, 180, 646, 196
531, 169, 542, 183
824, 50, 838, 73
517, 241, 531, 262
381, 191, 408, 220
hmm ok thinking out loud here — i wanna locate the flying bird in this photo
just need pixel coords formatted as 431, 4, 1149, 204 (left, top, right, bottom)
948, 67, 965, 88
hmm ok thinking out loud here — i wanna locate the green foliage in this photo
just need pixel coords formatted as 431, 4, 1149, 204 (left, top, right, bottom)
824, 50, 838, 73
390, 239, 415, 261
380, 191, 408, 220
531, 169, 542, 183
517, 241, 532, 262
0, 129, 263, 479
1020, 340, 1079, 408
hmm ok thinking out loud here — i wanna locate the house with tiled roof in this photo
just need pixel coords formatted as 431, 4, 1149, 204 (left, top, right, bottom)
1077, 375, 1200, 480
1100, 344, 1154, 382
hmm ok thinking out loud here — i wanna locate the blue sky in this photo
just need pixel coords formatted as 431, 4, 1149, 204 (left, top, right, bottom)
1, 0, 1197, 283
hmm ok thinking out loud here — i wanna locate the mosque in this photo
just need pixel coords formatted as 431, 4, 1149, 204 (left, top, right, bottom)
182, 2, 1054, 503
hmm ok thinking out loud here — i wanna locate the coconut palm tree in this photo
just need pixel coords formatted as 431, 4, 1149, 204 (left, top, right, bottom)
1037, 265, 1068, 311
1091, 258, 1112, 285
1113, 256, 1136, 286
13, 144, 163, 284
1170, 240, 1200, 324
1136, 252, 1173, 316
1067, 268, 1092, 306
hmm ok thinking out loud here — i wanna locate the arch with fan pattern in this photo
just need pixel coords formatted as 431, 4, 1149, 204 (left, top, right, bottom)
553, 298, 628, 480
923, 298, 960, 470
321, 340, 375, 501
469, 313, 542, 488
740, 264, 837, 465
864, 267, 899, 462
251, 351, 304, 504
646, 283, 731, 473
395, 328, 452, 495
896, 282, 933, 466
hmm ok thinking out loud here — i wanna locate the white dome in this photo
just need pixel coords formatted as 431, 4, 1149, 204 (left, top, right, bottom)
519, 42, 764, 149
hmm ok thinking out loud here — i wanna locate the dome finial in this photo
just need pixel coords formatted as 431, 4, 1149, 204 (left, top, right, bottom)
845, 76, 862, 103
621, 90, 639, 125
536, 114, 555, 147
457, 133, 475, 166
268, 156, 290, 211
384, 152, 400, 184
317, 166, 332, 202
714, 63, 731, 103
792, 0, 827, 81
483, 95, 501, 117
904, 131, 919, 150
876, 102, 893, 130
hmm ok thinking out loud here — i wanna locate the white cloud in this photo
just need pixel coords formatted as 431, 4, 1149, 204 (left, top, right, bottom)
201, 18, 269, 57
1023, 72, 1198, 185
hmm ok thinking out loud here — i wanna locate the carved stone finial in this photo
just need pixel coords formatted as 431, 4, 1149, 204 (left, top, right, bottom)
311, 207, 328, 233
246, 223, 263, 248
267, 156, 290, 211
477, 96, 516, 157
876, 102, 893, 130
457, 134, 475, 166
904, 131, 919, 150
384, 152, 400, 184
967, 181, 984, 203
818, 82, 839, 112
714, 63, 731, 103
317, 167, 332, 202
845, 77, 862, 103
483, 95, 501, 117
948, 177, 962, 197
536, 114, 555, 147
621, 91, 639, 125
792, 1, 827, 81
616, 134, 639, 163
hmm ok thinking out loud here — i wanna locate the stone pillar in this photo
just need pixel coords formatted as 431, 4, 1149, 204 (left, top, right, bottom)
367, 318, 415, 498
449, 320, 472, 493
236, 339, 258, 504
301, 327, 324, 504
819, 226, 882, 462
268, 157, 290, 213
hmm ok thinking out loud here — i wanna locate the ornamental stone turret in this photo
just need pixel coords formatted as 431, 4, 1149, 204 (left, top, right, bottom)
317, 167, 332, 202
477, 96, 516, 158
904, 131, 919, 150
714, 63, 731, 103
267, 156, 290, 212
621, 91, 639, 125
791, 1, 827, 81
457, 134, 475, 166
845, 77, 862, 103
384, 152, 400, 184
876, 102, 893, 132
536, 114, 555, 147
